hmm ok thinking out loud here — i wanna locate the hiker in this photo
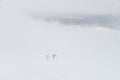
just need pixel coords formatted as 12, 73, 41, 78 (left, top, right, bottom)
52, 54, 57, 59
46, 55, 50, 60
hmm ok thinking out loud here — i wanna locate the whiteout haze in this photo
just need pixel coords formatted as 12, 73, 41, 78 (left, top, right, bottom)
0, 0, 120, 80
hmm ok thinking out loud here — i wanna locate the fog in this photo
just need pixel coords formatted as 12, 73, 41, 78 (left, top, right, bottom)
6, 0, 120, 16
0, 0, 120, 80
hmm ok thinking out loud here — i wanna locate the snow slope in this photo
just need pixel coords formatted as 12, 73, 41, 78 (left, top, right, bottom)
0, 0, 120, 80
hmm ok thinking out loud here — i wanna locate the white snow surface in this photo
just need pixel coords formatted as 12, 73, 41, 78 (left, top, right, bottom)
0, 1, 120, 80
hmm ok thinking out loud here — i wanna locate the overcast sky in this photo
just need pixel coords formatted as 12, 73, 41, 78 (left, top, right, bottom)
6, 0, 120, 17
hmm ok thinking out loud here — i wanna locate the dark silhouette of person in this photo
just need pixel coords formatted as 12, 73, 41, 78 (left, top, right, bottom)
52, 54, 57, 59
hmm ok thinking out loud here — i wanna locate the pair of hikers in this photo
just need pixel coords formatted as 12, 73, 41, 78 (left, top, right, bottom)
46, 54, 57, 60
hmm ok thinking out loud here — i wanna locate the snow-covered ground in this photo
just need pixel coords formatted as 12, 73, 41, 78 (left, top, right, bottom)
0, 0, 120, 80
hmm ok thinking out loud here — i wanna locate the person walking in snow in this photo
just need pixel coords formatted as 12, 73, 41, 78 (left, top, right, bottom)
52, 54, 57, 59
46, 54, 50, 60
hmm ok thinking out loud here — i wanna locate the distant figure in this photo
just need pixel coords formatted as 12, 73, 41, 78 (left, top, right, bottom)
46, 55, 50, 60
52, 54, 57, 59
